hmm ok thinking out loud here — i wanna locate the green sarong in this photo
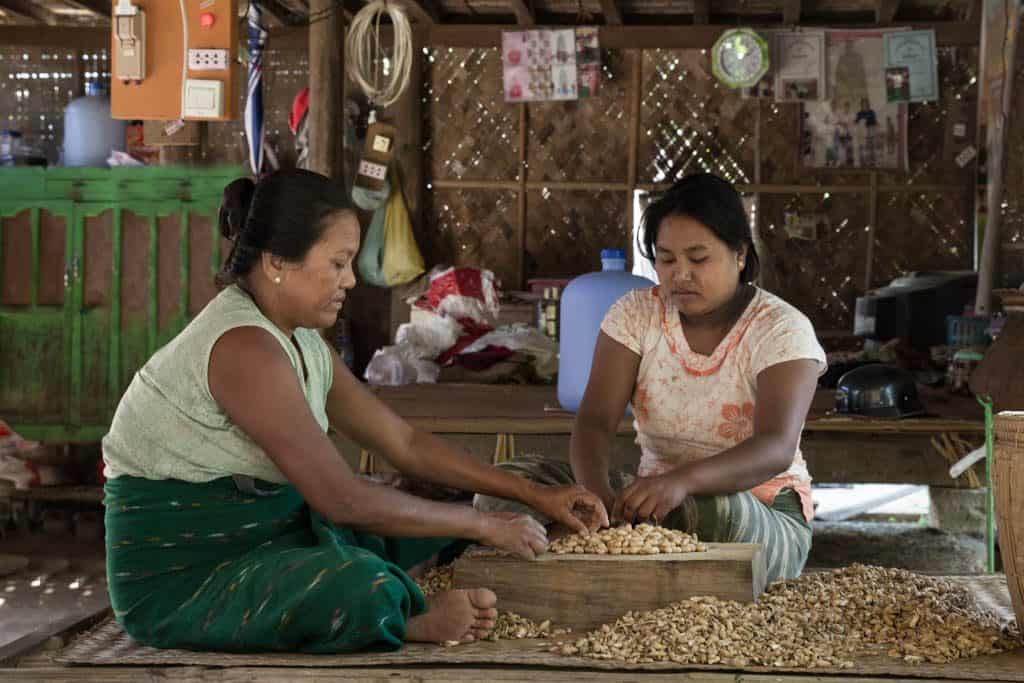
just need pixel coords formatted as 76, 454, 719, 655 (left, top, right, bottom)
104, 475, 460, 653
473, 454, 812, 583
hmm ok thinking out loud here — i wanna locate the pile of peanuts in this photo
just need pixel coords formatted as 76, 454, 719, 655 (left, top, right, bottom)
548, 523, 708, 555
550, 565, 1022, 668
416, 565, 570, 643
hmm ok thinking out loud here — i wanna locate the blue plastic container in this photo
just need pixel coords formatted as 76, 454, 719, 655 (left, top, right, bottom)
62, 83, 127, 167
557, 249, 655, 412
945, 314, 989, 348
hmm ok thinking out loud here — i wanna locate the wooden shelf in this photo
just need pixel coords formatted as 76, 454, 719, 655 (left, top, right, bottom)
1, 486, 103, 504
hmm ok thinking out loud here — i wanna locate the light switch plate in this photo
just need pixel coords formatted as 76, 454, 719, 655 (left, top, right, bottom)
183, 79, 224, 119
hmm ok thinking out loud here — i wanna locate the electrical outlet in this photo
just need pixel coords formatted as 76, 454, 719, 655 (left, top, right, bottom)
188, 49, 230, 71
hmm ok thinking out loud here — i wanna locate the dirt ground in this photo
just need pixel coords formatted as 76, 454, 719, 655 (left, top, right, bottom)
809, 520, 993, 574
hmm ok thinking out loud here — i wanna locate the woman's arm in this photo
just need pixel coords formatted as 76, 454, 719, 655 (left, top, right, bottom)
209, 326, 548, 557
569, 332, 641, 512
325, 352, 607, 533
613, 358, 820, 523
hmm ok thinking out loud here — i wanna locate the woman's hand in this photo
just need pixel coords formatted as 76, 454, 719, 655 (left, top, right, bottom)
528, 483, 610, 534
612, 472, 688, 525
477, 511, 549, 560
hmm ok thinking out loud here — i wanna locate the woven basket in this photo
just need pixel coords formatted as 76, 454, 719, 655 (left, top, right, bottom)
994, 411, 1024, 630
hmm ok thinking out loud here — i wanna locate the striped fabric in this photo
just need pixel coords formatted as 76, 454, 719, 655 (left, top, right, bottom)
244, 1, 268, 176
474, 453, 811, 583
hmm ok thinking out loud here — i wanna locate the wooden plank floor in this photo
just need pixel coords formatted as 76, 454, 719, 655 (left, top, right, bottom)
0, 667, 1012, 682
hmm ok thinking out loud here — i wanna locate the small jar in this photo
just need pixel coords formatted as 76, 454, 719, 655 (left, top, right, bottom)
947, 349, 983, 395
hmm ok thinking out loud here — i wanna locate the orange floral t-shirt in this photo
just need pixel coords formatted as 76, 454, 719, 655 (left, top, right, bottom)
600, 286, 826, 522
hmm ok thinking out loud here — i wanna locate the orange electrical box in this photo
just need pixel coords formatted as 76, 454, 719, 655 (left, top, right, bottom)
111, 0, 240, 122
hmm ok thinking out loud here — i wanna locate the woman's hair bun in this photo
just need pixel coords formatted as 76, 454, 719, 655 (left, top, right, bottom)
218, 177, 257, 241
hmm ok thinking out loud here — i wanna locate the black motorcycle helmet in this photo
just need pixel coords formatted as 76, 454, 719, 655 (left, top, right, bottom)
834, 364, 925, 418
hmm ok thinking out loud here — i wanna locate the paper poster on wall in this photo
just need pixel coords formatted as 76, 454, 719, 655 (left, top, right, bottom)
575, 27, 601, 98
502, 31, 532, 102
774, 30, 826, 102
883, 30, 939, 102
784, 211, 829, 241
800, 30, 908, 171
504, 29, 593, 103
549, 29, 578, 101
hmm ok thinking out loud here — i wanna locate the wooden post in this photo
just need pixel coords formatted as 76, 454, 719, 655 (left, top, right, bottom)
626, 51, 641, 262
865, 171, 878, 292
517, 103, 528, 289
975, 1, 1021, 314
308, 0, 344, 179
387, 38, 425, 340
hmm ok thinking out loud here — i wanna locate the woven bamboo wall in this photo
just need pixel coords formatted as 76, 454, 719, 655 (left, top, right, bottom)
528, 50, 633, 183
640, 49, 756, 185
424, 45, 980, 333
0, 46, 108, 164
426, 48, 520, 181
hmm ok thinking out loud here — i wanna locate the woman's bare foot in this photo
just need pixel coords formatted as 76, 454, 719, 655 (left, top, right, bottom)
405, 588, 498, 644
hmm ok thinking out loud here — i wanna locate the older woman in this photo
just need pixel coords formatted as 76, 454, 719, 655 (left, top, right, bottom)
102, 169, 606, 654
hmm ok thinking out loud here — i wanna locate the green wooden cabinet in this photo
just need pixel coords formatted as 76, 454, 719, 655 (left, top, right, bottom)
0, 167, 243, 443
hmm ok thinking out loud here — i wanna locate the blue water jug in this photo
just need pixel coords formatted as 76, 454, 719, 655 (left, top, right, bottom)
63, 83, 127, 167
557, 249, 655, 412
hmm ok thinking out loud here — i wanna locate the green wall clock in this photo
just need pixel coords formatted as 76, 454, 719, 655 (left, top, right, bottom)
711, 28, 770, 89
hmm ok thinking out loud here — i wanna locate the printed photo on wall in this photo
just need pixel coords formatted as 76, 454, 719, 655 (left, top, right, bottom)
774, 31, 826, 103
885, 67, 911, 102
801, 29, 908, 171
575, 27, 601, 98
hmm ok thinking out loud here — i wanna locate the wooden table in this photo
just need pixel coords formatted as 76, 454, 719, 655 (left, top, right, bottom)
367, 384, 987, 488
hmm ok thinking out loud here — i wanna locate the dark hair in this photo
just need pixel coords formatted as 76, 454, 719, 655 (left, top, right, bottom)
216, 169, 354, 288
638, 173, 760, 284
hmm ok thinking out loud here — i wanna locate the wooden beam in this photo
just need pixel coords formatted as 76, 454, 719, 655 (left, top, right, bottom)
0, 0, 56, 25
802, 431, 986, 488
693, 0, 709, 24
0, 25, 108, 47
67, 0, 111, 18
783, 0, 801, 24
258, 0, 288, 27
876, 0, 900, 25
508, 0, 534, 25
265, 19, 980, 51
600, 0, 622, 25
397, 0, 440, 24
276, 0, 310, 15
425, 21, 978, 48
966, 0, 980, 23
308, 0, 344, 178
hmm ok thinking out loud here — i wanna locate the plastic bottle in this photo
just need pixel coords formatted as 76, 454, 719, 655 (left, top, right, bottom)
62, 82, 127, 167
557, 249, 655, 412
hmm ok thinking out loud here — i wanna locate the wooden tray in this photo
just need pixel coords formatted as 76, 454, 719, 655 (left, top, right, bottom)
452, 543, 766, 633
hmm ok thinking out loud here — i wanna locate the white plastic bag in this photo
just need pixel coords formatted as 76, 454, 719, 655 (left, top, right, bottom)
364, 346, 440, 386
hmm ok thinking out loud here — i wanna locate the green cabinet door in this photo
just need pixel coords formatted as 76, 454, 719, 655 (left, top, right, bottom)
75, 201, 193, 428
0, 202, 74, 429
2, 167, 243, 443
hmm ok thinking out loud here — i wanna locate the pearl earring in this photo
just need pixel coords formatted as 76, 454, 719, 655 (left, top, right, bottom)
273, 276, 281, 284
